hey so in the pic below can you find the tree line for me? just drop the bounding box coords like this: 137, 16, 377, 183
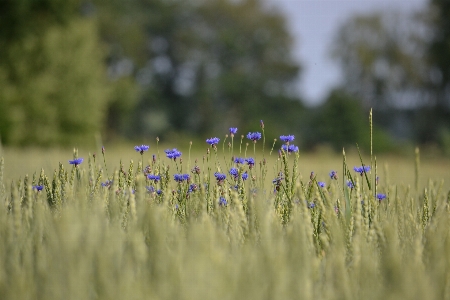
0, 0, 449, 154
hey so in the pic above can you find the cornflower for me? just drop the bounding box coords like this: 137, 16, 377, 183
280, 135, 295, 144
229, 128, 238, 137
246, 132, 261, 142
346, 180, 354, 189
234, 157, 244, 164
214, 172, 226, 182
219, 197, 227, 206
147, 174, 161, 182
229, 167, 239, 179
101, 180, 113, 187
318, 182, 326, 188
174, 174, 190, 182
354, 166, 371, 176
134, 145, 149, 154
376, 193, 386, 201
281, 144, 299, 153
165, 148, 182, 160
206, 137, 220, 146
329, 170, 338, 180
33, 185, 44, 191
245, 157, 255, 168
69, 158, 83, 166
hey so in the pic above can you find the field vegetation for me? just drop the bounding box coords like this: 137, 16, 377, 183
1, 120, 450, 299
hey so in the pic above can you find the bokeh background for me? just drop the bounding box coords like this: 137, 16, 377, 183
1, 0, 449, 155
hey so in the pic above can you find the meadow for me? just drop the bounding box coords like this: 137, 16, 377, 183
0, 123, 450, 300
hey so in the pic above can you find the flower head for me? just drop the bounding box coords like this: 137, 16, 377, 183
247, 132, 262, 142
165, 148, 182, 160
242, 171, 248, 181
245, 157, 255, 167
281, 144, 299, 153
354, 166, 371, 176
229, 128, 238, 137
188, 184, 198, 193
376, 193, 386, 201
101, 180, 113, 187
33, 185, 44, 191
318, 181, 326, 188
280, 135, 295, 143
206, 137, 220, 146
134, 145, 149, 154
147, 174, 161, 182
346, 180, 354, 189
229, 167, 239, 179
174, 173, 190, 182
214, 172, 227, 182
69, 158, 84, 166
234, 157, 244, 164
329, 170, 338, 180
219, 197, 228, 206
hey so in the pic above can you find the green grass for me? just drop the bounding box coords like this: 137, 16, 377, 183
1, 138, 450, 299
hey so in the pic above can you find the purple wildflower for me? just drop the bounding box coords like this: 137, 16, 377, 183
206, 137, 220, 146
318, 181, 326, 188
69, 158, 83, 166
147, 174, 161, 182
165, 148, 182, 160
280, 135, 295, 143
281, 144, 299, 153
33, 185, 44, 191
376, 193, 386, 201
329, 170, 338, 180
247, 132, 262, 142
219, 197, 227, 206
234, 157, 245, 164
174, 174, 190, 182
229, 128, 238, 136
134, 145, 149, 154
354, 166, 371, 176
245, 157, 255, 168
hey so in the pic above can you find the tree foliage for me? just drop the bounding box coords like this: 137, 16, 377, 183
0, 0, 110, 146
95, 0, 303, 138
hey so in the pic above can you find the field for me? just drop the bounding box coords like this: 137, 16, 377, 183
1, 135, 450, 299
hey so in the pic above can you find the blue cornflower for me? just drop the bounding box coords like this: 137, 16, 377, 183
69, 158, 83, 166
354, 166, 371, 176
281, 144, 299, 153
234, 157, 244, 164
308, 202, 315, 209
329, 170, 338, 180
214, 172, 227, 182
245, 157, 255, 167
147, 174, 161, 182
247, 132, 262, 142
280, 135, 295, 143
174, 174, 190, 182
101, 180, 113, 187
219, 197, 227, 206
165, 148, 182, 160
188, 184, 198, 193
376, 193, 386, 201
346, 180, 354, 189
229, 128, 238, 136
242, 171, 248, 181
146, 186, 155, 193
206, 137, 220, 146
229, 167, 239, 179
318, 181, 326, 188
134, 145, 149, 154
33, 185, 44, 191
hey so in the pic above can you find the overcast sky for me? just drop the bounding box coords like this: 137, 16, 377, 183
264, 0, 427, 106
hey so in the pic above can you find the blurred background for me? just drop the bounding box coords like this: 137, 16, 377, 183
1, 0, 449, 155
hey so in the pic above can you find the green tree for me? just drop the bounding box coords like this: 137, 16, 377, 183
94, 0, 302, 138
0, 0, 110, 146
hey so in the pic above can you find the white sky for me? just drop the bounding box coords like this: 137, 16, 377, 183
265, 0, 427, 106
